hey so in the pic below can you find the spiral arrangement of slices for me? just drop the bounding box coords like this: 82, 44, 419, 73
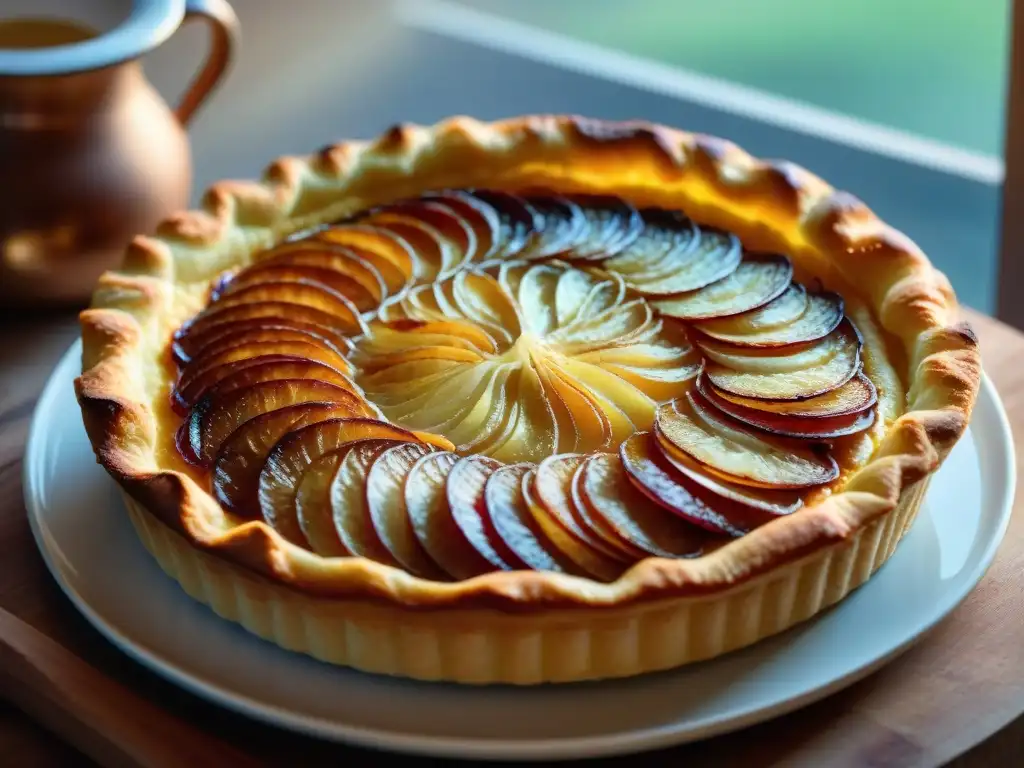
358, 261, 703, 465
170, 189, 878, 581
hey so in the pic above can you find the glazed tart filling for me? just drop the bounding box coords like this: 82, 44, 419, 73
169, 189, 886, 582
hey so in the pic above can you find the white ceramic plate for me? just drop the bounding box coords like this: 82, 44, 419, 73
24, 341, 1015, 761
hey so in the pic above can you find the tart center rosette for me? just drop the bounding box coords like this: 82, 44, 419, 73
355, 261, 702, 464
168, 189, 878, 582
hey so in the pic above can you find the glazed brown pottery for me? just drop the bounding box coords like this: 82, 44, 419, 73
0, 0, 239, 307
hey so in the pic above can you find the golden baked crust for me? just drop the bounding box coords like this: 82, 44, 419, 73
76, 116, 980, 626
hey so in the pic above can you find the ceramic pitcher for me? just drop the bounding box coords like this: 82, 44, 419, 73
0, 0, 238, 307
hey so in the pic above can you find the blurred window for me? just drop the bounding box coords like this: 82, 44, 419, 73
470, 0, 1010, 156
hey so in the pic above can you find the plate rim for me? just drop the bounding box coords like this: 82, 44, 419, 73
22, 340, 1017, 760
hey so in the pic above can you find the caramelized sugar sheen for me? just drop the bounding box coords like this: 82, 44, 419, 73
167, 189, 898, 582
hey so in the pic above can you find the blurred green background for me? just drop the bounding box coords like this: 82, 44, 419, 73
472, 0, 1010, 156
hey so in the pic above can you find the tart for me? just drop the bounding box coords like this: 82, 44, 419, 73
76, 115, 981, 684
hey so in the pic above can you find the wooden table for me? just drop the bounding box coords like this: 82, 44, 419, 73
0, 306, 1020, 767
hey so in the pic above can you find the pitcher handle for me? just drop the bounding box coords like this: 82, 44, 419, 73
175, 0, 240, 126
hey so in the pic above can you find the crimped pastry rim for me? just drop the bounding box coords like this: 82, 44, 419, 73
74, 114, 982, 611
